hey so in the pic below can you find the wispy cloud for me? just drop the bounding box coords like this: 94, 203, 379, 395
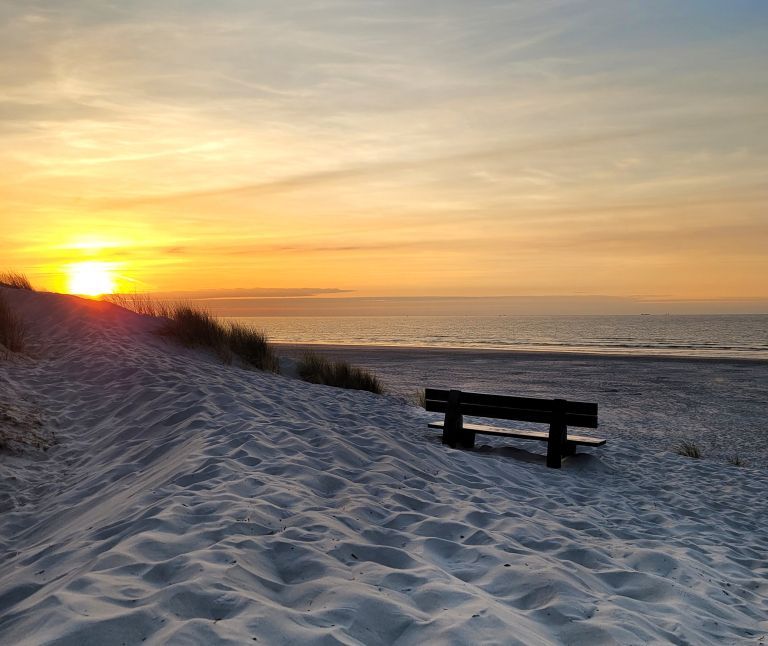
2, 0, 767, 307
154, 287, 353, 299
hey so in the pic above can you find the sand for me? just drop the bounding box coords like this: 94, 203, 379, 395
1, 287, 767, 645
280, 343, 768, 468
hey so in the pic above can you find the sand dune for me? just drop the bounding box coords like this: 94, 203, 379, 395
1, 287, 766, 645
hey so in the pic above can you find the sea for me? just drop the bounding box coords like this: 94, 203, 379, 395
229, 314, 768, 360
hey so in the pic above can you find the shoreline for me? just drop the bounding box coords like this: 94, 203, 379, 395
275, 341, 768, 365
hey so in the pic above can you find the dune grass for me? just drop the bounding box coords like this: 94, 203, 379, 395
226, 324, 280, 372
727, 454, 746, 467
409, 388, 427, 408
160, 304, 280, 372
103, 292, 171, 318
159, 305, 226, 350
0, 293, 25, 355
0, 271, 33, 290
104, 294, 280, 372
297, 351, 384, 394
674, 440, 702, 459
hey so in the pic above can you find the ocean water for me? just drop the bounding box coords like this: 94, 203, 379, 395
229, 314, 768, 360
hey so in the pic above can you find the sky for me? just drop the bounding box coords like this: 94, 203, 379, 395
1, 0, 767, 314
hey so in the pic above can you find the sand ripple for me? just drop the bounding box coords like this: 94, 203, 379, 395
1, 289, 767, 644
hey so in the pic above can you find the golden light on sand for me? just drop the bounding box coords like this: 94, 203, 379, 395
66, 261, 116, 296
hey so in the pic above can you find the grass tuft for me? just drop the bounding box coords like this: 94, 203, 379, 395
0, 293, 25, 354
160, 305, 226, 352
159, 304, 280, 372
408, 388, 427, 408
103, 292, 170, 317
727, 454, 746, 467
0, 271, 33, 290
674, 440, 702, 459
297, 351, 384, 394
227, 324, 281, 373
104, 295, 280, 372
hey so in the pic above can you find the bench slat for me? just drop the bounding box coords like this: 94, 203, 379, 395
424, 399, 598, 428
428, 421, 606, 446
425, 388, 597, 416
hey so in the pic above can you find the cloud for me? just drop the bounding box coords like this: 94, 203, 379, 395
3, 0, 767, 304
91, 122, 719, 206
153, 287, 353, 299
160, 294, 768, 317
151, 239, 431, 257
0, 99, 116, 122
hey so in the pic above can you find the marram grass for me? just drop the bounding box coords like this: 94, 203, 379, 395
674, 440, 702, 459
0, 292, 25, 354
0, 271, 33, 290
297, 351, 384, 394
105, 295, 280, 373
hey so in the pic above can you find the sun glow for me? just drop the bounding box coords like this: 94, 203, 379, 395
67, 261, 117, 296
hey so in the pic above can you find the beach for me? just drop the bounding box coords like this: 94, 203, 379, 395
280, 344, 768, 468
1, 288, 767, 644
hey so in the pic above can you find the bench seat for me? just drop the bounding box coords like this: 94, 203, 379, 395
428, 421, 606, 447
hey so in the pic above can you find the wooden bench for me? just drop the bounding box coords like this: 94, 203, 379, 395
425, 388, 605, 468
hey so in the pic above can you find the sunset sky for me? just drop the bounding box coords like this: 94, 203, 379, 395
1, 1, 767, 313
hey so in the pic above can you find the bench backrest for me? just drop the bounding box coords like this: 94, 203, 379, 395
424, 388, 598, 428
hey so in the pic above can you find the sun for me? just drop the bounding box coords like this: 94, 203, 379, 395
67, 261, 116, 296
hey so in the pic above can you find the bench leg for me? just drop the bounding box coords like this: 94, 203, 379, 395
458, 429, 475, 449
563, 441, 577, 457
546, 399, 567, 468
442, 414, 464, 447
546, 440, 562, 468
442, 423, 456, 446
442, 389, 464, 448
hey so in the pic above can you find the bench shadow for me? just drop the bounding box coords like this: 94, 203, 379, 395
423, 432, 611, 472
473, 442, 545, 465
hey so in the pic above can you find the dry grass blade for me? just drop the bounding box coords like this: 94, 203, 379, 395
0, 292, 25, 354
159, 305, 225, 351
410, 388, 427, 408
102, 293, 171, 318
105, 295, 280, 372
674, 440, 702, 459
297, 351, 384, 394
157, 304, 279, 372
227, 324, 280, 373
0, 271, 33, 290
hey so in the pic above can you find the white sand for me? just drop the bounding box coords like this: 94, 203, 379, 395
279, 344, 768, 467
1, 287, 767, 645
